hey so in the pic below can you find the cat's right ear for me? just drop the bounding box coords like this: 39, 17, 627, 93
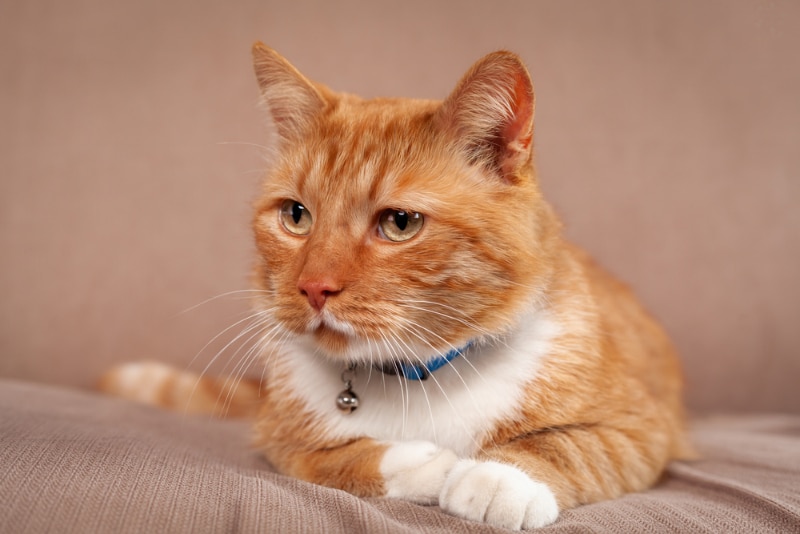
436, 51, 535, 184
252, 43, 326, 141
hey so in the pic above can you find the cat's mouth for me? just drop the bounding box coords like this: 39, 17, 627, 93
308, 311, 359, 356
310, 310, 356, 336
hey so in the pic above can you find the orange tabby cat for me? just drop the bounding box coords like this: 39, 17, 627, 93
100, 43, 690, 529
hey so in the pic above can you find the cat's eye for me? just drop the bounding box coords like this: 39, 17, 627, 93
279, 200, 312, 235
378, 209, 424, 242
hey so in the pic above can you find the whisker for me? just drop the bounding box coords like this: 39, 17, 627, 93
216, 320, 276, 416
176, 289, 271, 316
184, 308, 273, 372
391, 299, 496, 341
392, 298, 525, 379
392, 334, 438, 443
397, 298, 479, 319
388, 332, 438, 444
259, 328, 293, 391
187, 309, 274, 418
380, 332, 409, 438
395, 312, 491, 388
216, 140, 272, 152
391, 323, 486, 454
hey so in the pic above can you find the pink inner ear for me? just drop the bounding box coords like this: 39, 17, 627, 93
432, 51, 537, 181
500, 73, 535, 175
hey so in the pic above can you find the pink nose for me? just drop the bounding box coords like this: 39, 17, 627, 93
298, 279, 342, 311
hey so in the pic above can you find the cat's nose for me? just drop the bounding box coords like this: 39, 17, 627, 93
298, 279, 342, 311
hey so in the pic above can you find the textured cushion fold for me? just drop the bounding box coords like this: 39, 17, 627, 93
1, 379, 798, 533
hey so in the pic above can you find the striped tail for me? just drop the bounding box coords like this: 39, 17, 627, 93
97, 361, 262, 418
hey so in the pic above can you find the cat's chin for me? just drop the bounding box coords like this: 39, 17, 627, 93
312, 325, 353, 358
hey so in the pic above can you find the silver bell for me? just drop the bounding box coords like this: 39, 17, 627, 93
336, 388, 359, 413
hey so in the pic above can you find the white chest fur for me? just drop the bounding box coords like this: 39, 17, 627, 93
275, 308, 559, 458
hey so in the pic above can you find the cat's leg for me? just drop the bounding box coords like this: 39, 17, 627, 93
263, 436, 458, 504
440, 421, 672, 530
379, 441, 459, 504
285, 435, 561, 530
271, 433, 561, 529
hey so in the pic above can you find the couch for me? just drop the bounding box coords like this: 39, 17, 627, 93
2, 380, 799, 532
2, 1, 798, 532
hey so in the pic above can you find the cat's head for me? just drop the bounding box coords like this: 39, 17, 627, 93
250, 43, 559, 365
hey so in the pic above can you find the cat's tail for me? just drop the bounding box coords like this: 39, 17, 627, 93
97, 361, 262, 418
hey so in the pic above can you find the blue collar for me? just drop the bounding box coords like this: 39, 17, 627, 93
374, 342, 473, 381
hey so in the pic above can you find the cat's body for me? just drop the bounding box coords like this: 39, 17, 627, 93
100, 44, 690, 529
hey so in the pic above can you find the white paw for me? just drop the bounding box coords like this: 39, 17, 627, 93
380, 441, 458, 505
440, 460, 559, 530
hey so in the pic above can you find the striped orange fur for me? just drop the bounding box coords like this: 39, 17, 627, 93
98, 361, 261, 418
101, 43, 690, 529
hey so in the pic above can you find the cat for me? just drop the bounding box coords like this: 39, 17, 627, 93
99, 43, 691, 530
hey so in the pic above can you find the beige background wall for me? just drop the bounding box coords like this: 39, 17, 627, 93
1, 0, 798, 413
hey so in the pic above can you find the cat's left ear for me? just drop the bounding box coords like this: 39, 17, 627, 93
252, 42, 327, 142
437, 51, 535, 183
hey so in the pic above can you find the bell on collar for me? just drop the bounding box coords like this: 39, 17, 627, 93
336, 386, 359, 413
336, 364, 359, 413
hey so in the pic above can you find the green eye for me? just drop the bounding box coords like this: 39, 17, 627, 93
378, 209, 424, 242
279, 200, 312, 235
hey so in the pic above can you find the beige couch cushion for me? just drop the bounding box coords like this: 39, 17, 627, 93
2, 379, 798, 532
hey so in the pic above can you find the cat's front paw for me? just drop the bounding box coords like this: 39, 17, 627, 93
380, 441, 458, 505
440, 459, 559, 530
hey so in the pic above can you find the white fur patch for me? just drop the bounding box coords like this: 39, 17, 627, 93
379, 441, 458, 504
276, 306, 560, 458
440, 459, 559, 530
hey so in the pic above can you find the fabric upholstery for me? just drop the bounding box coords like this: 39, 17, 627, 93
2, 379, 798, 533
